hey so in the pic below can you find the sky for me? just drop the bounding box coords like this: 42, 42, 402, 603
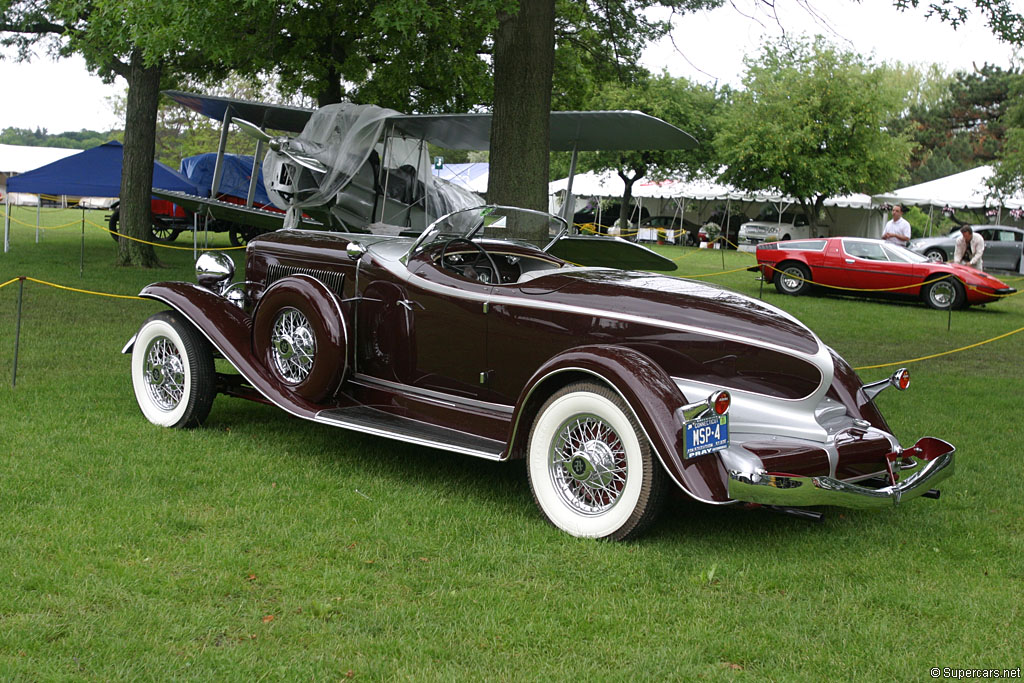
0, 0, 1019, 135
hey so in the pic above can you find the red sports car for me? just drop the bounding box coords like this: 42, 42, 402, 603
756, 237, 1017, 309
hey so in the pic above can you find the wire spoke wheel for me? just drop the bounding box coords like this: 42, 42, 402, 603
270, 307, 317, 383
143, 337, 186, 410
550, 414, 628, 515
527, 382, 666, 540
131, 311, 216, 428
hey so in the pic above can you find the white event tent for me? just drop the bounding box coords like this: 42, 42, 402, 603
873, 165, 1024, 231
549, 169, 883, 240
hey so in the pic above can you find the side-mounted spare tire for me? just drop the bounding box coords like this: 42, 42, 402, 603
252, 274, 348, 402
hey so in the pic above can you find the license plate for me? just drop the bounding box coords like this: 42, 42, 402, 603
685, 414, 729, 458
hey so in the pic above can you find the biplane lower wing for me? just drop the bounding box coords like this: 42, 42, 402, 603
151, 189, 323, 230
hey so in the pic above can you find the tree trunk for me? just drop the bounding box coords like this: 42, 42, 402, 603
617, 167, 645, 230
487, 0, 555, 241
117, 49, 161, 267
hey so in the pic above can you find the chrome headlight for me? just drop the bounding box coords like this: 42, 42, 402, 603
196, 252, 235, 293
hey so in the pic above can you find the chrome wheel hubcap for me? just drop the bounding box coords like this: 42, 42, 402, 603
782, 269, 802, 291
144, 336, 185, 410
271, 308, 315, 383
931, 282, 955, 307
550, 415, 627, 515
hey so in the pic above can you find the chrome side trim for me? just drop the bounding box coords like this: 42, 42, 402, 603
312, 410, 503, 461
351, 372, 515, 414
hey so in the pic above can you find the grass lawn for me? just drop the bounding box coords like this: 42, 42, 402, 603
1, 207, 1022, 679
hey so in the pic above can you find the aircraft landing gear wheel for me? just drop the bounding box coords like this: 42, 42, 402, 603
527, 381, 666, 540
131, 310, 216, 428
229, 225, 260, 247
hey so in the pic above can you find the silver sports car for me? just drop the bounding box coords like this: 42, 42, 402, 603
908, 225, 1024, 271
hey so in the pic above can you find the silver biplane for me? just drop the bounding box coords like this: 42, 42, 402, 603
157, 90, 697, 270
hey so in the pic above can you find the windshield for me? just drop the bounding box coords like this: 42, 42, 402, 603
406, 205, 568, 260
882, 243, 930, 263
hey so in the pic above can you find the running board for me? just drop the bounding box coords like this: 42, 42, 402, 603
315, 405, 505, 460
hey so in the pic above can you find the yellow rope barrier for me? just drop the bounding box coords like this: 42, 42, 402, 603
85, 219, 247, 250
0, 277, 21, 290
5, 214, 82, 229
761, 262, 1022, 297
761, 263, 961, 293
23, 277, 144, 300
683, 266, 754, 278
854, 326, 1024, 370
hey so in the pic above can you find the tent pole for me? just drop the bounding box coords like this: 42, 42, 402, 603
36, 201, 41, 243
193, 213, 198, 261
80, 208, 85, 277
680, 197, 687, 245
3, 192, 10, 253
560, 143, 579, 230
725, 198, 732, 248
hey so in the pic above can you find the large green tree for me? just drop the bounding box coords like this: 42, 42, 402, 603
714, 38, 914, 232
892, 63, 1020, 184
1, 0, 272, 266
571, 73, 721, 227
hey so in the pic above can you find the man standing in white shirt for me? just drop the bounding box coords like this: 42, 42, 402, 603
882, 205, 912, 245
953, 225, 985, 271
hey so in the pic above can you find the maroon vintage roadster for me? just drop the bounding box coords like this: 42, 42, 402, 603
124, 205, 954, 539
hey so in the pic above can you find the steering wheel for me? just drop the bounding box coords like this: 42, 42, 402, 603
439, 238, 501, 284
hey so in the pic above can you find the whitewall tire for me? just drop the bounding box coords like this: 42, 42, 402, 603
131, 310, 216, 428
527, 382, 665, 540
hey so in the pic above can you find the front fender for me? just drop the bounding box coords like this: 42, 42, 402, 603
508, 344, 731, 504
131, 282, 328, 420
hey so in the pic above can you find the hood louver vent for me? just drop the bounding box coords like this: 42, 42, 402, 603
266, 264, 346, 299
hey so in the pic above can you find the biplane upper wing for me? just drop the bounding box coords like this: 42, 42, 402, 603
163, 90, 314, 133
163, 90, 697, 151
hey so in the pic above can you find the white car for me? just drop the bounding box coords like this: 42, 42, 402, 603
738, 212, 820, 247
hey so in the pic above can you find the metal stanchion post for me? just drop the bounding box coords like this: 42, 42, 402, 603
947, 305, 952, 332
13, 277, 24, 388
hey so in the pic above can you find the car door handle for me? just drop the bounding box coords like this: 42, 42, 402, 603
845, 259, 855, 264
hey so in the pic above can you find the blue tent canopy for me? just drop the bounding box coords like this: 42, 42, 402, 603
7, 140, 196, 197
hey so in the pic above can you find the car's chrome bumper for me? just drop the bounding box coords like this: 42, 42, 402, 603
727, 437, 955, 509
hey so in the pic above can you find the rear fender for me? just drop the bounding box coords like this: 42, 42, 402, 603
131, 282, 328, 420
507, 344, 731, 504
